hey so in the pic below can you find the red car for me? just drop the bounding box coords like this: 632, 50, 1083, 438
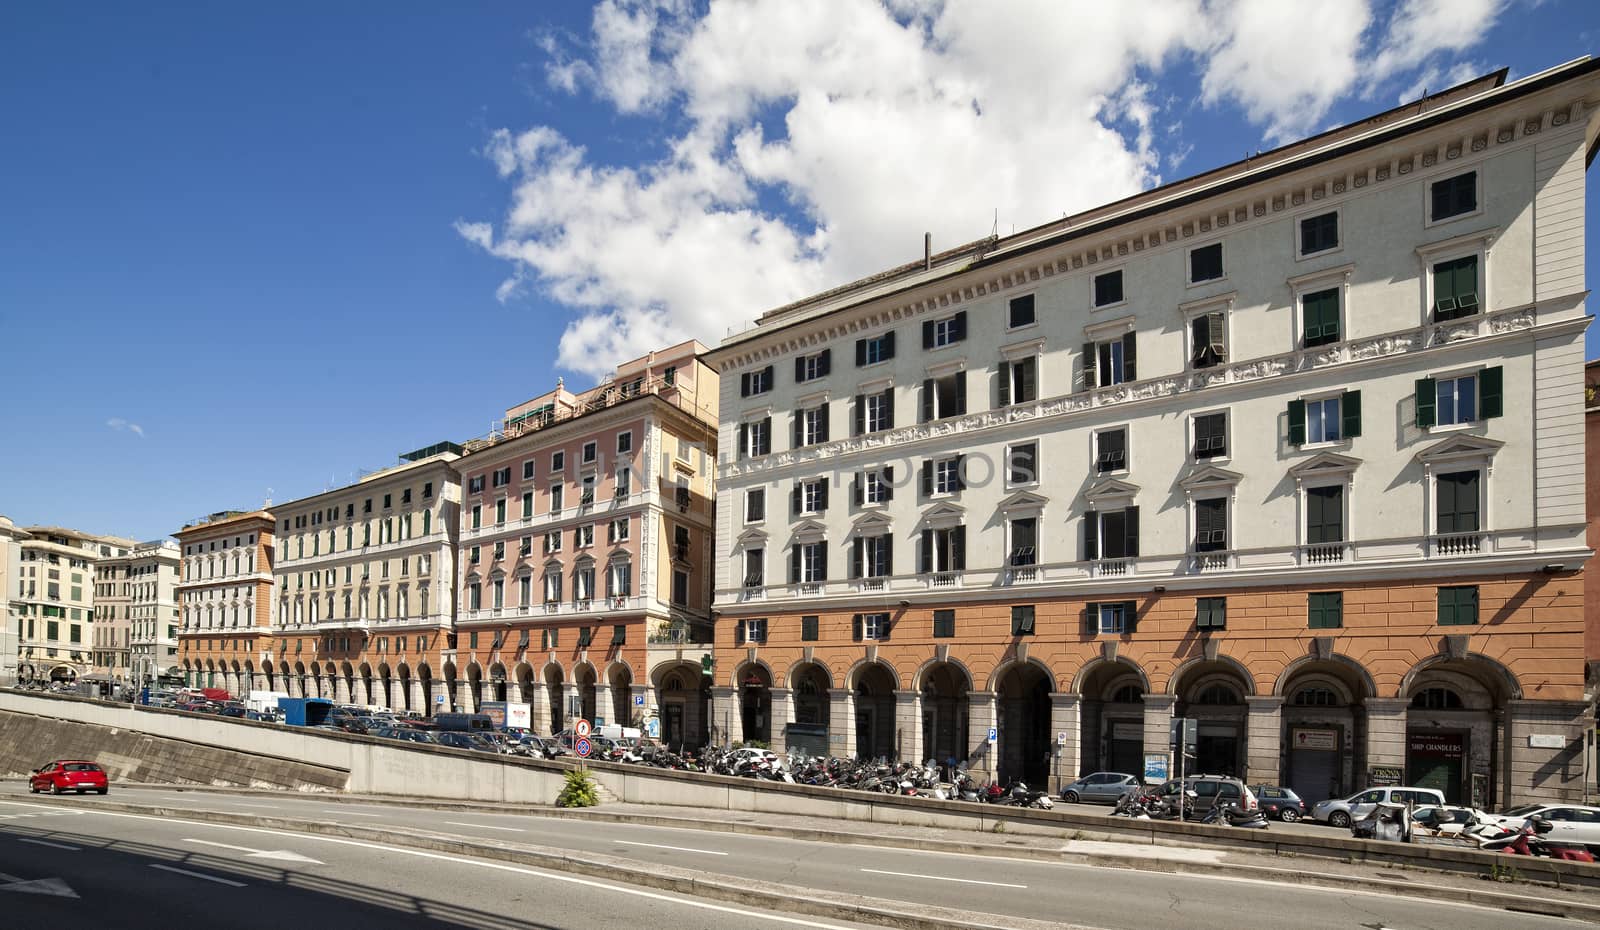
29, 760, 109, 795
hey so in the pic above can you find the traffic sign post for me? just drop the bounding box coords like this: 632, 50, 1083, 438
574, 718, 592, 739
575, 737, 592, 758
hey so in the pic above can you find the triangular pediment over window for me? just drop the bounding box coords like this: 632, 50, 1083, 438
1178, 465, 1243, 492
1083, 477, 1139, 505
735, 527, 768, 547
998, 490, 1049, 514
850, 511, 894, 536
918, 502, 966, 529
791, 518, 828, 541
1288, 451, 1362, 479
1415, 434, 1503, 465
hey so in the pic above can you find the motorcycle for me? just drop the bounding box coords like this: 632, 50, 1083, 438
1200, 801, 1269, 829
1479, 817, 1595, 861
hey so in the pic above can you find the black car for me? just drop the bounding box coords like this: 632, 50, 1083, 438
1249, 784, 1307, 822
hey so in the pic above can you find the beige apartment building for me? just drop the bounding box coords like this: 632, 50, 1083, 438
0, 516, 23, 686
125, 540, 181, 687
175, 510, 277, 693
93, 556, 131, 680
14, 525, 133, 684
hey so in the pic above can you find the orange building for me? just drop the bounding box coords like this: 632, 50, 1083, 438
175, 510, 277, 693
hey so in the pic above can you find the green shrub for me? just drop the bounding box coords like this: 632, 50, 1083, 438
556, 768, 600, 808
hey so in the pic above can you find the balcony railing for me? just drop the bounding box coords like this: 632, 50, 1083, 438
1299, 542, 1348, 564
1431, 531, 1483, 557
647, 624, 712, 646
462, 596, 648, 622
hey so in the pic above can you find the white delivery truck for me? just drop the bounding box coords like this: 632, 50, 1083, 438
247, 690, 289, 715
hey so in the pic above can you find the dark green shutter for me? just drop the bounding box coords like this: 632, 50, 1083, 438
853, 395, 865, 435
849, 538, 862, 579
1019, 359, 1036, 401
997, 361, 1011, 407
1123, 601, 1139, 634
922, 320, 935, 349
919, 530, 932, 574
1342, 390, 1362, 438
1082, 342, 1096, 389
1084, 602, 1100, 636
855, 339, 867, 366
852, 614, 863, 641
1125, 506, 1140, 557
921, 460, 933, 497
1084, 510, 1099, 560
955, 370, 967, 414
1122, 332, 1137, 381
953, 525, 966, 570
1480, 366, 1502, 419
1415, 378, 1437, 428
920, 380, 934, 422
1288, 399, 1306, 446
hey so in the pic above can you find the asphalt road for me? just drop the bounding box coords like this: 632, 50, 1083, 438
0, 783, 1574, 930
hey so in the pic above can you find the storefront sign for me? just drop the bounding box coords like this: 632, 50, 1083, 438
1407, 733, 1464, 756
1112, 721, 1142, 741
1291, 728, 1338, 752
1527, 733, 1566, 749
1144, 754, 1168, 782
1367, 765, 1403, 787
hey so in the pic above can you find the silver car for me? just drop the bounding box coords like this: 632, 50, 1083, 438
1060, 772, 1142, 804
1310, 786, 1446, 827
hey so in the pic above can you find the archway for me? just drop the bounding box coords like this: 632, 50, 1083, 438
852, 662, 897, 760
917, 660, 970, 767
466, 663, 484, 712
340, 662, 356, 704
242, 661, 255, 695
357, 663, 374, 706
996, 662, 1052, 786
544, 664, 566, 734
652, 661, 707, 750
737, 662, 772, 745
376, 663, 392, 710
489, 662, 508, 703
1172, 659, 1254, 778
442, 661, 458, 712
514, 662, 534, 709
788, 661, 833, 758
1277, 656, 1374, 802
608, 663, 634, 727
418, 663, 434, 713
573, 663, 598, 723
1401, 654, 1518, 806
1076, 659, 1148, 776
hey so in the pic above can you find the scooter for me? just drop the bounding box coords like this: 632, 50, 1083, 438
1200, 801, 1269, 829
1479, 817, 1596, 861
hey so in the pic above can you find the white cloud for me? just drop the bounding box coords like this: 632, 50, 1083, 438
460, 0, 1508, 378
1369, 0, 1509, 87
106, 418, 145, 438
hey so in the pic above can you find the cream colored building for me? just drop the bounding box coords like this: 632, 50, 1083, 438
14, 525, 133, 684
125, 540, 181, 687
93, 555, 132, 680
0, 516, 23, 686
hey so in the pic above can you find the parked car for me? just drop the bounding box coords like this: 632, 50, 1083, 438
244, 709, 281, 723
1060, 772, 1143, 804
1249, 784, 1308, 822
1410, 805, 1491, 838
1156, 775, 1258, 813
435, 732, 499, 753
1479, 803, 1600, 848
217, 705, 248, 719
370, 726, 437, 744
29, 760, 108, 795
1309, 786, 1446, 828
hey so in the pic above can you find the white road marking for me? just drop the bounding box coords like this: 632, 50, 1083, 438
149, 864, 246, 887
17, 838, 80, 851
327, 810, 383, 817
228, 802, 279, 809
0, 876, 79, 897
615, 840, 728, 856
442, 821, 522, 832
180, 838, 323, 864
859, 867, 1026, 889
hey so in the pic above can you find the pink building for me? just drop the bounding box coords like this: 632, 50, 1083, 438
451, 341, 720, 746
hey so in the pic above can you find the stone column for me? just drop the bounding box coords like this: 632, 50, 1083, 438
1246, 696, 1285, 786
407, 678, 424, 713
455, 679, 471, 713
632, 684, 653, 735
1143, 694, 1176, 780
1365, 698, 1408, 780
335, 677, 351, 705
1506, 699, 1591, 807
594, 684, 614, 727
829, 690, 855, 759
967, 691, 998, 780
1050, 693, 1082, 793
530, 682, 553, 735
768, 687, 793, 755
562, 683, 580, 729
893, 690, 923, 764
710, 686, 738, 747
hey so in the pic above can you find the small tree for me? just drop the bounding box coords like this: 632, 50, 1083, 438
556, 767, 599, 808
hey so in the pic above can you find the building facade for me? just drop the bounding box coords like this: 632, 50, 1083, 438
0, 516, 22, 687
261, 446, 461, 711
13, 526, 133, 685
126, 540, 181, 688
92, 555, 132, 680
448, 341, 719, 746
707, 61, 1599, 806
175, 511, 277, 694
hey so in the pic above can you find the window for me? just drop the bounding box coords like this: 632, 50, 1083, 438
801, 615, 819, 641
918, 526, 965, 574
521, 491, 534, 519
855, 390, 893, 435
1190, 311, 1225, 369
997, 357, 1037, 406
743, 549, 764, 587
523, 460, 535, 481
1437, 585, 1479, 626
614, 466, 631, 498
1085, 332, 1136, 387
924, 311, 967, 349
574, 565, 595, 601
495, 499, 507, 524
739, 418, 772, 459
468, 476, 485, 494
607, 562, 632, 598
856, 612, 889, 641
543, 571, 562, 603
616, 431, 632, 454
745, 488, 766, 523
794, 403, 830, 447
1008, 294, 1036, 328
1194, 497, 1227, 551
1417, 367, 1501, 428
741, 618, 768, 644
468, 583, 482, 610
470, 505, 481, 529
795, 349, 831, 383
1289, 391, 1360, 445
581, 441, 597, 465
1308, 592, 1343, 629
549, 484, 564, 513
607, 518, 629, 544
792, 542, 827, 584
520, 535, 533, 557
791, 478, 829, 516
672, 569, 690, 604
575, 524, 594, 548
1007, 443, 1037, 485
1085, 506, 1139, 560
544, 530, 563, 554
492, 467, 511, 488
469, 545, 481, 565
1087, 601, 1135, 635
1302, 288, 1341, 347
1094, 428, 1127, 473
1300, 211, 1339, 255
929, 456, 963, 495
855, 332, 896, 366
740, 365, 775, 397
1305, 485, 1344, 544
493, 541, 506, 562
1435, 470, 1481, 536
919, 372, 966, 421
423, 482, 434, 499
1010, 605, 1036, 636
932, 609, 955, 638
1430, 171, 1477, 222
579, 474, 596, 507
850, 534, 892, 579
1431, 255, 1480, 321
1009, 518, 1037, 566
551, 451, 565, 472
1196, 597, 1226, 631
1189, 243, 1223, 283
576, 626, 593, 648
1093, 269, 1123, 307
1193, 412, 1227, 460
855, 466, 893, 505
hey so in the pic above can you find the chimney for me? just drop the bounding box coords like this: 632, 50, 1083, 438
924, 232, 932, 271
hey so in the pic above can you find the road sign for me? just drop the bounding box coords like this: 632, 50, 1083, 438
574, 718, 592, 739
986, 726, 997, 744
575, 737, 592, 758
634, 694, 644, 706
646, 718, 660, 738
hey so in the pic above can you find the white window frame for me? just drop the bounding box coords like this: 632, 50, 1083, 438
550, 451, 565, 472
861, 612, 889, 640
743, 416, 770, 458
1297, 477, 1353, 550
744, 617, 767, 642
1179, 293, 1233, 373
931, 315, 961, 349
802, 406, 825, 446
801, 480, 823, 515
1187, 492, 1232, 553
581, 441, 598, 465
611, 518, 631, 542
743, 547, 765, 587
1423, 165, 1483, 229
1092, 425, 1130, 475
1186, 239, 1227, 288
861, 334, 892, 366
859, 534, 891, 578
1190, 408, 1230, 462
1007, 292, 1038, 331
1416, 228, 1495, 328
1091, 265, 1126, 311
928, 526, 961, 573
522, 460, 535, 481
799, 542, 826, 584
1007, 516, 1040, 566
744, 488, 765, 524
1288, 263, 1354, 351
934, 457, 961, 495
925, 363, 965, 420
799, 352, 826, 382
577, 525, 594, 548
864, 390, 890, 433
1432, 367, 1482, 430
617, 431, 632, 454
1294, 205, 1344, 261
1303, 392, 1344, 446
863, 470, 889, 505
1097, 602, 1128, 635
607, 561, 632, 598
545, 530, 563, 554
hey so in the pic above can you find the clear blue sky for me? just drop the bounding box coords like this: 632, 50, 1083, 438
2, 1, 1597, 542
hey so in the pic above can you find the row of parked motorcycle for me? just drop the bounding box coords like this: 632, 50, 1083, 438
1393, 804, 1595, 861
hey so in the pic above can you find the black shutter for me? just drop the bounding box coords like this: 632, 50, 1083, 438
955, 371, 967, 414
794, 410, 806, 448
740, 372, 751, 397
737, 423, 749, 459
919, 530, 932, 574
882, 466, 894, 501
791, 483, 802, 516
953, 311, 967, 341
882, 331, 895, 360
1019, 359, 1036, 402
1084, 602, 1100, 636
920, 380, 934, 422
815, 545, 827, 581
883, 536, 893, 575
1122, 331, 1137, 382
790, 546, 801, 583
1084, 510, 1099, 560
1342, 390, 1362, 439
818, 349, 830, 376
921, 460, 933, 497
1125, 506, 1140, 557
1287, 399, 1306, 446
1415, 378, 1436, 428
734, 620, 745, 645
816, 481, 829, 513
954, 454, 966, 491
849, 538, 862, 579
817, 403, 829, 443
1083, 342, 1097, 390
882, 391, 895, 429
879, 613, 891, 641
1480, 366, 1503, 419
953, 525, 966, 570
851, 475, 862, 507
855, 339, 867, 367
795, 357, 807, 382
922, 319, 935, 349
998, 361, 1012, 407
852, 614, 863, 641
853, 395, 865, 436
1124, 601, 1140, 634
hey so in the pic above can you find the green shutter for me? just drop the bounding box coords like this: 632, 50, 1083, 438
1342, 390, 1362, 438
1415, 377, 1436, 428
1479, 366, 1502, 419
1084, 602, 1100, 636
1288, 399, 1306, 446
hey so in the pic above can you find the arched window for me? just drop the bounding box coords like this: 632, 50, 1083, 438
1411, 687, 1463, 710
1195, 684, 1240, 705
797, 679, 819, 697
1294, 687, 1340, 706
1110, 685, 1143, 704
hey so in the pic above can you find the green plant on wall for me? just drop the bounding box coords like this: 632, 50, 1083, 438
556, 767, 599, 808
